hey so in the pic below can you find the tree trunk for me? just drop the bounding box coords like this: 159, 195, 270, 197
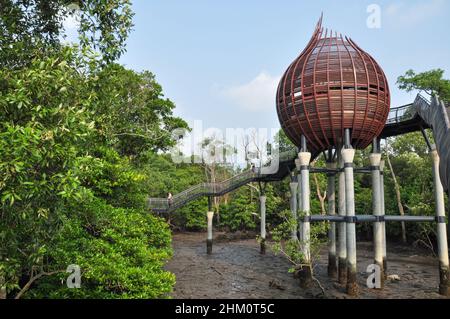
312, 162, 327, 215
386, 148, 407, 243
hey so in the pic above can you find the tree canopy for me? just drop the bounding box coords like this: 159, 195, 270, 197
397, 69, 450, 102
0, 0, 133, 67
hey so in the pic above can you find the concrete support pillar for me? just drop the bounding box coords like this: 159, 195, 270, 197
290, 182, 299, 241
326, 160, 337, 278
370, 152, 384, 288
260, 195, 267, 254
431, 148, 450, 296
206, 211, 214, 254
296, 159, 303, 243
337, 150, 347, 285
298, 151, 312, 288
0, 276, 5, 299
380, 159, 387, 278
342, 147, 358, 296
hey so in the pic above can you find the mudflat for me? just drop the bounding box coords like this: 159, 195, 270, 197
165, 232, 449, 299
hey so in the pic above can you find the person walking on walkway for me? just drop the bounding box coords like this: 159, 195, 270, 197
167, 192, 173, 208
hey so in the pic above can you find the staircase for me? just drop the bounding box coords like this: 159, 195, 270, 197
148, 147, 299, 212
415, 94, 450, 192
382, 93, 450, 191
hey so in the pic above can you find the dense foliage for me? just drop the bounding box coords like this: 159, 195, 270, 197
0, 0, 134, 66
0, 1, 185, 299
0, 45, 184, 298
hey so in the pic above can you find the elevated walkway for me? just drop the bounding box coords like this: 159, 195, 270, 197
148, 147, 302, 212
148, 93, 450, 212
381, 94, 450, 191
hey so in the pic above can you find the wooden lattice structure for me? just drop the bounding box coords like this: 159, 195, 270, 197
276, 16, 390, 153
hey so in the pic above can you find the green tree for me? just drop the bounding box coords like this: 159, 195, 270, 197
93, 64, 189, 156
220, 187, 257, 232
274, 129, 296, 152
397, 69, 450, 102
0, 0, 134, 67
0, 48, 95, 297
0, 45, 181, 298
29, 198, 175, 299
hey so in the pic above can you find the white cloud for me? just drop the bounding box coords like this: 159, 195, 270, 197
385, 0, 445, 26
220, 71, 281, 112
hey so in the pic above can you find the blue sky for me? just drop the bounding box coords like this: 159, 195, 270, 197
66, 0, 450, 135
115, 0, 450, 134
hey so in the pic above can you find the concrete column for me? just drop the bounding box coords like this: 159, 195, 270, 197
0, 276, 5, 299
342, 147, 358, 296
326, 160, 337, 278
380, 159, 387, 278
298, 151, 312, 288
260, 195, 267, 254
370, 152, 384, 288
337, 150, 347, 285
290, 182, 299, 241
296, 158, 303, 243
431, 148, 450, 296
206, 211, 214, 254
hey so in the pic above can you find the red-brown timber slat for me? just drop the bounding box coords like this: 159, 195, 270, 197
276, 17, 390, 152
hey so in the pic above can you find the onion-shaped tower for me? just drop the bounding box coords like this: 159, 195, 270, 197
276, 16, 390, 153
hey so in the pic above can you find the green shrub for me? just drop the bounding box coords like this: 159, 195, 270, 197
29, 198, 175, 299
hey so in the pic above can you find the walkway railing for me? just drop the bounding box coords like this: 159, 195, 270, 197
148, 147, 298, 212
385, 93, 431, 125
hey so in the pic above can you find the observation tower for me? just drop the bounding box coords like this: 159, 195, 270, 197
276, 15, 390, 153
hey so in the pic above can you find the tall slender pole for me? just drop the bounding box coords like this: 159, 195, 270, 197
290, 182, 299, 241
296, 159, 303, 242
206, 211, 214, 254
298, 149, 312, 288
430, 147, 450, 296
260, 195, 267, 254
380, 159, 387, 278
327, 157, 337, 278
0, 276, 5, 299
337, 146, 347, 285
370, 142, 384, 288
206, 196, 213, 254
342, 130, 358, 296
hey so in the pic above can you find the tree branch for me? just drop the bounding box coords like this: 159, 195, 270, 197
385, 140, 407, 243
15, 270, 64, 299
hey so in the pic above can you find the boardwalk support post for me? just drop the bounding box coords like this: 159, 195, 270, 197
326, 154, 337, 278
343, 129, 358, 296
337, 145, 347, 285
430, 146, 450, 296
260, 195, 267, 254
380, 159, 387, 278
296, 158, 303, 243
206, 211, 214, 255
298, 141, 313, 288
370, 138, 384, 289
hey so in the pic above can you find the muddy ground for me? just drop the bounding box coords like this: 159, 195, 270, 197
165, 231, 449, 299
